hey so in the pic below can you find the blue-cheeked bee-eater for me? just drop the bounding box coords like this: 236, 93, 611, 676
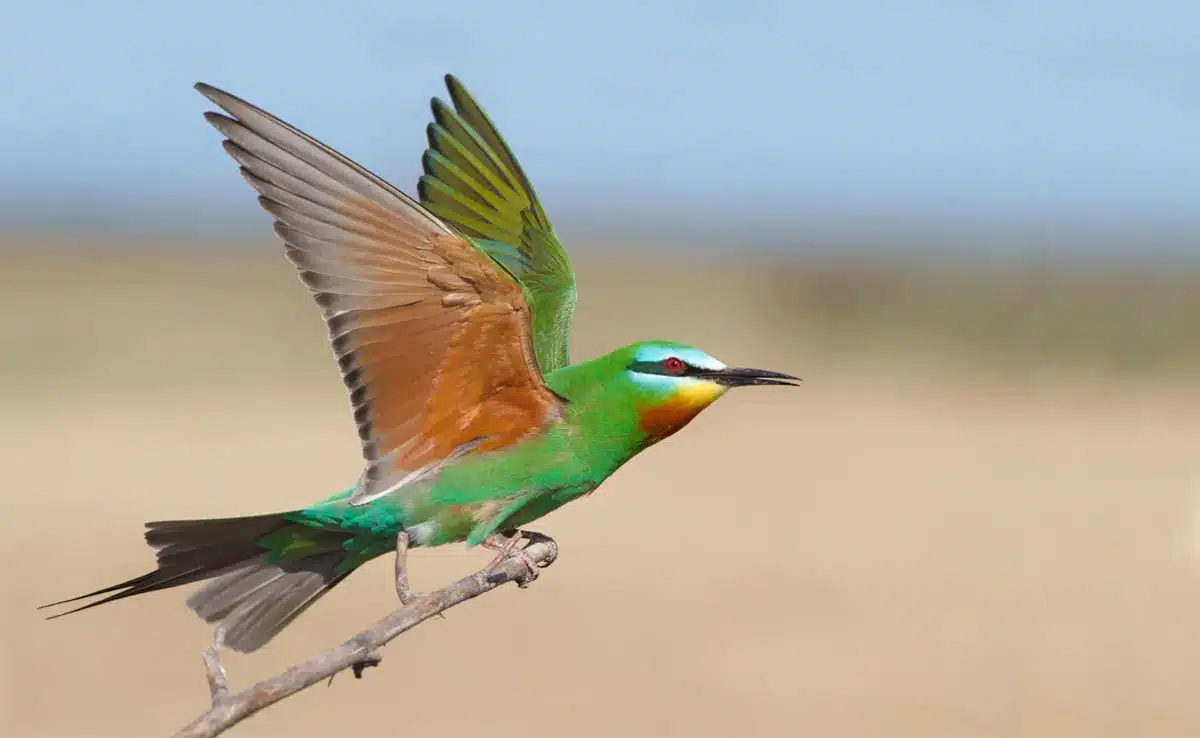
42, 75, 800, 652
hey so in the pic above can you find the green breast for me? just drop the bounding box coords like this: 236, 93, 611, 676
291, 355, 646, 549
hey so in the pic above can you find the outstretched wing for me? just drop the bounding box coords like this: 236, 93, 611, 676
195, 83, 565, 506
418, 74, 576, 373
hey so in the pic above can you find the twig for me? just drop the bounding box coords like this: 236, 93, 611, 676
173, 535, 558, 738
200, 627, 229, 702
394, 531, 413, 605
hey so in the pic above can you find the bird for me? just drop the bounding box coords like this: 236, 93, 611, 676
41, 75, 800, 653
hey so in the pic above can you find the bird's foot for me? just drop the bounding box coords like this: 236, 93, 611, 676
482, 529, 556, 588
482, 529, 523, 568
520, 530, 559, 569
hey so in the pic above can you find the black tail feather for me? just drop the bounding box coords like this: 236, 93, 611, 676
41, 511, 355, 652
40, 513, 289, 619
39, 570, 166, 613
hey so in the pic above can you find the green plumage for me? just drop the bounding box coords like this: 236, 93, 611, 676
418, 74, 576, 372
44, 345, 677, 652
42, 77, 798, 655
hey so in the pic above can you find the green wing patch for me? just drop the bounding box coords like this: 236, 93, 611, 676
418, 74, 577, 372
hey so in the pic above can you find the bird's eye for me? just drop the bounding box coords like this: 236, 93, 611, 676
663, 357, 685, 375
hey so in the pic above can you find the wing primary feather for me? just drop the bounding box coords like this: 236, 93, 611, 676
429, 103, 519, 195
425, 122, 519, 207
421, 150, 510, 211
419, 75, 578, 373
196, 80, 563, 505
418, 175, 512, 231
443, 74, 551, 229
195, 83, 452, 235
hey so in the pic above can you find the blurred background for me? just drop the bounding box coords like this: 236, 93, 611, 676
4, 2, 1200, 736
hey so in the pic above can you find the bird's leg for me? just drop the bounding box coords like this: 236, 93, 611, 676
481, 529, 557, 587
330, 532, 414, 689
393, 530, 449, 621
481, 529, 536, 586
481, 528, 523, 568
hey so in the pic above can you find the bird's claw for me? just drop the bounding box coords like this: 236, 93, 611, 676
482, 529, 556, 586
511, 548, 541, 588
520, 530, 559, 569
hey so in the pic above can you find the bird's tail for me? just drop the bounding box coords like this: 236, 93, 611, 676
40, 512, 368, 653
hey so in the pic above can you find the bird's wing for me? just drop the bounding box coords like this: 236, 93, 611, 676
418, 74, 577, 373
196, 83, 565, 506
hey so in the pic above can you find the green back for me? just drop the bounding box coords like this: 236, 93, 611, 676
418, 74, 577, 372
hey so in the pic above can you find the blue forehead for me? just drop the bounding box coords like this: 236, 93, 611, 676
632, 343, 726, 370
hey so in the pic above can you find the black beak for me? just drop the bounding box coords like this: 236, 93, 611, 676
698, 367, 803, 388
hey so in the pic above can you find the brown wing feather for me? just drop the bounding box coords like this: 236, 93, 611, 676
194, 83, 563, 504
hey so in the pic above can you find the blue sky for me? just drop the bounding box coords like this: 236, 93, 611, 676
3, 0, 1200, 244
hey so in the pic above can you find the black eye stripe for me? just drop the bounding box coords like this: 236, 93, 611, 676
629, 359, 698, 376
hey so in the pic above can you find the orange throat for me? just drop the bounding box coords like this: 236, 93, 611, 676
636, 382, 725, 443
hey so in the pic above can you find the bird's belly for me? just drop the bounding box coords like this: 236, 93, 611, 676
497, 482, 596, 532
402, 481, 595, 547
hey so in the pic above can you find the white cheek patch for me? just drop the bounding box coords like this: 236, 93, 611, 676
634, 345, 726, 371
629, 373, 708, 391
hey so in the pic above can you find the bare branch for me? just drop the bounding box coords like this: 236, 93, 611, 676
200, 627, 229, 702
172, 535, 558, 738
394, 531, 413, 606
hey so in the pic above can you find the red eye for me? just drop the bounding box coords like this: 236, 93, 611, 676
663, 357, 685, 375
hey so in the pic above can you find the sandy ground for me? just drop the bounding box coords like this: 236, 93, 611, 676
4, 246, 1200, 736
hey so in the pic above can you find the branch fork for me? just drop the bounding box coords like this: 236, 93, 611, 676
176, 530, 558, 738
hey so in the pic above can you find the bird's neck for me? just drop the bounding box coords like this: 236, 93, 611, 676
547, 365, 718, 471
544, 366, 647, 470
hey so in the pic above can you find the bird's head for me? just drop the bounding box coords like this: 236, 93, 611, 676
620, 340, 800, 443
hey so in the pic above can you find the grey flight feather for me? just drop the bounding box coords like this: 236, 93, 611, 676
193, 83, 453, 236
41, 514, 351, 653
188, 552, 349, 654
193, 81, 466, 505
